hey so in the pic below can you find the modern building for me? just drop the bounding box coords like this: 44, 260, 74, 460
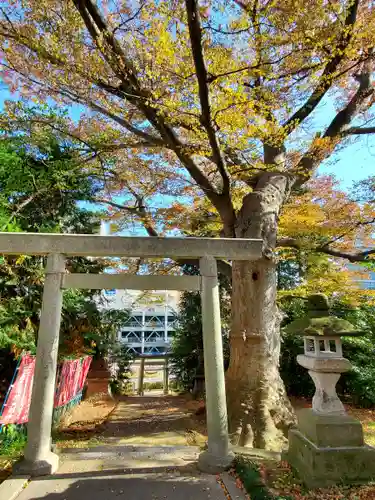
97, 221, 180, 356
101, 288, 180, 356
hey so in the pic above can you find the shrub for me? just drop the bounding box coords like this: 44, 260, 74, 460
0, 425, 27, 457
143, 381, 163, 390
170, 267, 231, 394
280, 331, 314, 399
110, 379, 134, 395
235, 457, 291, 500
109, 345, 134, 395
169, 379, 184, 392
339, 335, 375, 407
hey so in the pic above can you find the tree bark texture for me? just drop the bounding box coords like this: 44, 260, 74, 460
226, 173, 296, 450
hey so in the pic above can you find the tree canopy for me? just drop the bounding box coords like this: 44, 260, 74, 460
0, 1, 373, 263
0, 0, 374, 448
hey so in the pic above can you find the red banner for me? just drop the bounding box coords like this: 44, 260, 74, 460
54, 358, 83, 407
0, 354, 35, 425
78, 356, 92, 392
0, 355, 92, 424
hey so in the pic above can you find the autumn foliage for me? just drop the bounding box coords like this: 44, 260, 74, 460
0, 0, 374, 448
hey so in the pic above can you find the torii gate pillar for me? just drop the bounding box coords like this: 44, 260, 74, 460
14, 254, 65, 476
197, 256, 234, 473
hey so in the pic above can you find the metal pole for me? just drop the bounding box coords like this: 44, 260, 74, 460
141, 310, 145, 354
163, 358, 169, 395
137, 357, 145, 396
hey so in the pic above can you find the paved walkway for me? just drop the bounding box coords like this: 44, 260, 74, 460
101, 395, 206, 446
15, 445, 228, 500
9, 396, 243, 499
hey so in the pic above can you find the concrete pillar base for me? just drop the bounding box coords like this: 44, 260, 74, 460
288, 429, 375, 488
13, 452, 59, 477
197, 450, 235, 474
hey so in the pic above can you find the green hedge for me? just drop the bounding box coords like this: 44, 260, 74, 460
143, 381, 163, 390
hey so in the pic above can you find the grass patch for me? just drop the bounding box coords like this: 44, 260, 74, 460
53, 435, 107, 449
52, 424, 107, 449
143, 381, 163, 390
363, 422, 375, 446
0, 435, 26, 457
235, 456, 375, 499
0, 425, 27, 483
235, 457, 294, 500
0, 425, 27, 459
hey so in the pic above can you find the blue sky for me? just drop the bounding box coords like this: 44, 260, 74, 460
320, 139, 374, 189
305, 96, 375, 189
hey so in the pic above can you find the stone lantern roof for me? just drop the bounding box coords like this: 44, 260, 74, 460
286, 293, 362, 337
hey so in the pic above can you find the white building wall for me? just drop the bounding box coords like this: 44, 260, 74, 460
101, 289, 180, 356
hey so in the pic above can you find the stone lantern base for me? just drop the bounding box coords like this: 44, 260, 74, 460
288, 409, 375, 488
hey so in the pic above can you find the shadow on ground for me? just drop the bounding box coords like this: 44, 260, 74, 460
15, 464, 225, 500
100, 395, 206, 446
18, 477, 219, 500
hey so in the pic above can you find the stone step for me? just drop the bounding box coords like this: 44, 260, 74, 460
60, 444, 200, 458
57, 444, 201, 473
231, 445, 281, 462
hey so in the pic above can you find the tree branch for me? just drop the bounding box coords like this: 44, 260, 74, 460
282, 0, 359, 134
96, 199, 233, 277
324, 73, 374, 138
185, 0, 231, 197
1, 190, 48, 230
322, 217, 375, 248
293, 61, 374, 186
5, 58, 164, 146
96, 198, 158, 237
344, 126, 375, 135
277, 238, 375, 263
73, 0, 236, 234
176, 257, 233, 278
1, 24, 163, 147
74, 0, 140, 89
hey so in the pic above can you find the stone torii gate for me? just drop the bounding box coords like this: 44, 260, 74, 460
0, 233, 262, 476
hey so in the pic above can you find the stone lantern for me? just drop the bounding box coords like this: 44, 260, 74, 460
287, 294, 375, 488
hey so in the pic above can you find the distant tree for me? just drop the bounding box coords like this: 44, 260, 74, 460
170, 264, 230, 397
0, 118, 125, 358
170, 291, 205, 396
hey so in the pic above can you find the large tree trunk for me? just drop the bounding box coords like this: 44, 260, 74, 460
226, 173, 296, 450
226, 259, 295, 449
